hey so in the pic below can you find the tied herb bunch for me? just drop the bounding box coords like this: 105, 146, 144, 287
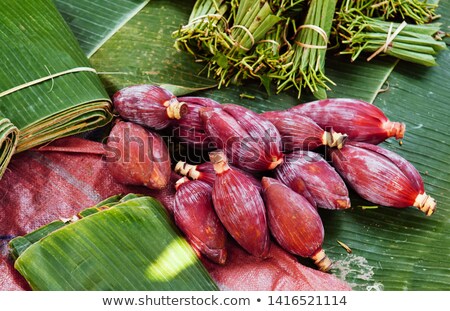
173, 0, 446, 98
273, 0, 337, 99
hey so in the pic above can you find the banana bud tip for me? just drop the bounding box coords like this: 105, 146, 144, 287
336, 198, 351, 209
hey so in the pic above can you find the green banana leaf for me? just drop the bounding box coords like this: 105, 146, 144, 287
0, 0, 113, 161
18, 0, 450, 290
54, 0, 151, 57
9, 195, 218, 291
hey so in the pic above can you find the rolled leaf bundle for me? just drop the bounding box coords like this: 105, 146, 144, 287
173, 96, 222, 148
175, 160, 262, 191
261, 110, 347, 151
0, 0, 113, 170
200, 105, 283, 172
210, 151, 270, 258
0, 117, 18, 179
275, 150, 350, 210
262, 177, 332, 272
289, 98, 405, 144
9, 195, 218, 291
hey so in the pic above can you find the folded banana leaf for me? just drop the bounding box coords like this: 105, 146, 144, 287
0, 0, 113, 176
0, 117, 18, 178
9, 194, 218, 291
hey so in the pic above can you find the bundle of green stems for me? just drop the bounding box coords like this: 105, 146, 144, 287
273, 0, 337, 99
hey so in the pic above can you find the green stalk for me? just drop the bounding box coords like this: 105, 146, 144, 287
228, 1, 280, 55
351, 34, 446, 51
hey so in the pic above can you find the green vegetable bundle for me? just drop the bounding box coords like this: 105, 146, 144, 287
174, 0, 287, 88
174, 0, 318, 96
275, 0, 337, 98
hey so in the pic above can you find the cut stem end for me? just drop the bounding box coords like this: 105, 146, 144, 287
166, 101, 189, 120
174, 161, 196, 176
209, 150, 230, 174
175, 177, 190, 190
268, 156, 284, 170
311, 249, 332, 272
383, 121, 406, 140
336, 198, 351, 209
322, 130, 348, 149
414, 192, 437, 216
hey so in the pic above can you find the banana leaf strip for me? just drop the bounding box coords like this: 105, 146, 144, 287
0, 0, 113, 167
